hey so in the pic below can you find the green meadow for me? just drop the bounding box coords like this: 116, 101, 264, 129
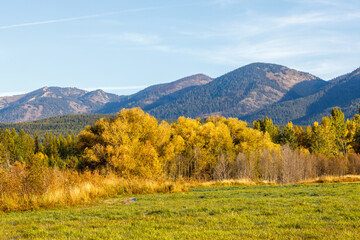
1, 182, 359, 239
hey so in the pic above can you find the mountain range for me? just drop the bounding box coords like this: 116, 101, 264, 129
0, 87, 122, 122
0, 62, 359, 125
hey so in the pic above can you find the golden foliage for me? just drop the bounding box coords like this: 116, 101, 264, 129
77, 110, 280, 181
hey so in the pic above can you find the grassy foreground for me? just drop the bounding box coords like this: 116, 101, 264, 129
1, 182, 359, 239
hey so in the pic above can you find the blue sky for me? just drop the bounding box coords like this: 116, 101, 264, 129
0, 0, 359, 96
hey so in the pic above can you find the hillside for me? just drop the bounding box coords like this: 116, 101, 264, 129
143, 63, 325, 119
244, 67, 360, 125
98, 74, 213, 113
0, 114, 112, 138
0, 87, 122, 122
0, 94, 26, 109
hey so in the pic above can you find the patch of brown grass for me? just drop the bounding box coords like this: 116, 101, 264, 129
298, 175, 360, 184
1, 163, 359, 213
184, 178, 276, 188
0, 164, 189, 212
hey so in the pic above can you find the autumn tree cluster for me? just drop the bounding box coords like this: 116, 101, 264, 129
1, 107, 360, 185
254, 108, 360, 156
76, 108, 360, 182
77, 108, 278, 180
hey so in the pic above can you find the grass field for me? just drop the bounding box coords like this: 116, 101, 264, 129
1, 182, 359, 239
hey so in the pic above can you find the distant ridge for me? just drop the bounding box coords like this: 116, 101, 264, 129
1, 63, 360, 125
97, 74, 213, 114
0, 87, 122, 122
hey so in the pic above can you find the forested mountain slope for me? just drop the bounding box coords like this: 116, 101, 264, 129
144, 63, 325, 119
0, 114, 112, 138
98, 74, 213, 114
244, 67, 360, 125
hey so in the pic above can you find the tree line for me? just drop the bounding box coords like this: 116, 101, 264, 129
1, 107, 360, 184
253, 107, 360, 156
0, 114, 111, 139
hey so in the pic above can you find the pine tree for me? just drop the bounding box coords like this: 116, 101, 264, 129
280, 122, 298, 150
330, 108, 347, 154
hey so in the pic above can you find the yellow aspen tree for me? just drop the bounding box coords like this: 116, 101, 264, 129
77, 108, 169, 178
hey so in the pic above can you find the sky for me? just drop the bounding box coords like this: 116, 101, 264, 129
0, 0, 359, 97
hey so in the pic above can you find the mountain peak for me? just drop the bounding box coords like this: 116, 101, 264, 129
163, 74, 213, 91
221, 62, 319, 91
93, 89, 105, 93
81, 89, 119, 105
351, 66, 360, 76
244, 62, 285, 68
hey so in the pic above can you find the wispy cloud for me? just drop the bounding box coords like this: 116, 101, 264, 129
274, 12, 332, 27
0, 91, 26, 97
289, 0, 334, 6
2, 1, 357, 82
0, 13, 114, 30
312, 0, 343, 6
175, 8, 360, 41
273, 11, 360, 28
292, 0, 355, 8
211, 0, 238, 7
0, 3, 210, 30
71, 33, 161, 45
152, 6, 360, 80
118, 33, 160, 45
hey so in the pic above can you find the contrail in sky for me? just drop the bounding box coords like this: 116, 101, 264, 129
0, 13, 110, 29
0, 3, 205, 30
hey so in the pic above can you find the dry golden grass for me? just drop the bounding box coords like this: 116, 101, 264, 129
0, 170, 278, 212
1, 163, 360, 212
0, 177, 190, 212
298, 175, 360, 184
0, 164, 189, 212
184, 178, 276, 188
